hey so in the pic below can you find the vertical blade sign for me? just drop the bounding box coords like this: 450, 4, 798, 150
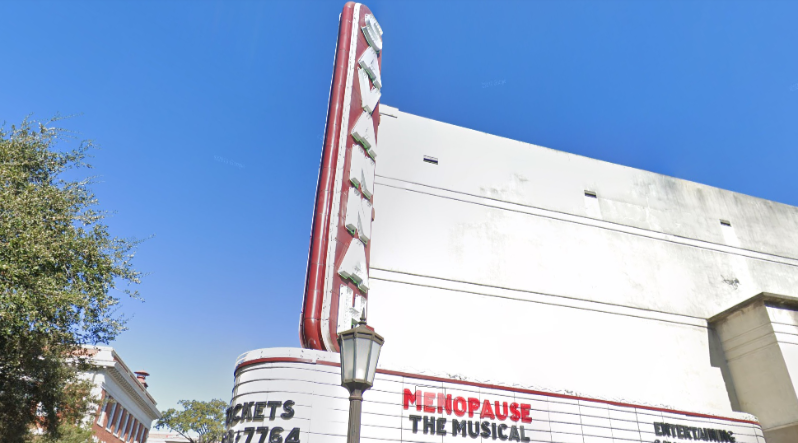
301, 3, 383, 352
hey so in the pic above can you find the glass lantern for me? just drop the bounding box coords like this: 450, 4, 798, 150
337, 314, 384, 392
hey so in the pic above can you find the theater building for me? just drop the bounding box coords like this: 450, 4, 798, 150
225, 3, 798, 443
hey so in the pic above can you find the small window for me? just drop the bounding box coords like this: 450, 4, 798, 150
423, 155, 438, 165
584, 190, 597, 198
720, 219, 731, 227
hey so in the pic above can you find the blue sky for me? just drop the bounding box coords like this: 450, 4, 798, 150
2, 0, 797, 412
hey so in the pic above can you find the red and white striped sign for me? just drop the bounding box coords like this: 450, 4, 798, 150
300, 2, 383, 352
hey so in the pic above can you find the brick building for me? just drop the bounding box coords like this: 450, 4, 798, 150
82, 346, 161, 443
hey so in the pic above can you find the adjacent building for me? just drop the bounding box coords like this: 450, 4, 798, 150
82, 346, 161, 443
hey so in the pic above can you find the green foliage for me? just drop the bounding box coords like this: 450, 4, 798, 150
24, 379, 98, 443
55, 379, 100, 429
27, 423, 95, 443
0, 118, 141, 442
156, 399, 228, 443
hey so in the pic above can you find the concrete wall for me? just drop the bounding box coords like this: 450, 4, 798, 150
711, 295, 798, 442
366, 105, 798, 415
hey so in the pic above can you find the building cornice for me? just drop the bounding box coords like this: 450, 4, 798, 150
83, 346, 161, 421
104, 363, 161, 421
709, 292, 798, 323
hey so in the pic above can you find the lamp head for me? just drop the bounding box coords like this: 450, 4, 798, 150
337, 312, 384, 392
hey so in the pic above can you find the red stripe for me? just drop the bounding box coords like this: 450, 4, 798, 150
235, 357, 760, 426
300, 2, 358, 351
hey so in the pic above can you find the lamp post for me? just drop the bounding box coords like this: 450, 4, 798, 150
338, 313, 384, 443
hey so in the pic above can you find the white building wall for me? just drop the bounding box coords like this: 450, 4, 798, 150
366, 105, 798, 415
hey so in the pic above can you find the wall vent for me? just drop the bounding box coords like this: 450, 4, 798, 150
423, 155, 438, 165
720, 219, 732, 227
584, 190, 597, 198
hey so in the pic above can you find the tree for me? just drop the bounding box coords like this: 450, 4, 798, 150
26, 379, 98, 443
0, 118, 142, 442
156, 399, 228, 443
28, 425, 94, 443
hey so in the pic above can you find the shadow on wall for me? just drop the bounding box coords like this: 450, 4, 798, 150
707, 326, 741, 412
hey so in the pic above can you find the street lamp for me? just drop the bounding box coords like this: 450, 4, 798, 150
338, 313, 384, 443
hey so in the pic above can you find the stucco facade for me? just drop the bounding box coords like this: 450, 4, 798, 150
227, 103, 798, 442
363, 105, 798, 442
